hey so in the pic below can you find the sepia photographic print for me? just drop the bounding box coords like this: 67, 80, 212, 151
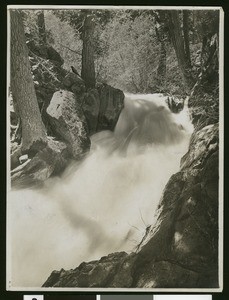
7, 5, 224, 291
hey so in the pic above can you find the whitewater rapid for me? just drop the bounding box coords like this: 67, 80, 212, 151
7, 93, 193, 288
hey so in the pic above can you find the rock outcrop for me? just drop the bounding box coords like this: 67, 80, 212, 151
43, 252, 134, 288
11, 137, 69, 189
132, 123, 219, 288
96, 83, 125, 132
81, 89, 100, 135
43, 119, 219, 288
46, 90, 90, 159
62, 77, 125, 135
166, 95, 184, 114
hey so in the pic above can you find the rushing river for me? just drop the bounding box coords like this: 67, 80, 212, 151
8, 93, 193, 288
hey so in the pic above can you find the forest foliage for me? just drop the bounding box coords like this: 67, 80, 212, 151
21, 8, 219, 96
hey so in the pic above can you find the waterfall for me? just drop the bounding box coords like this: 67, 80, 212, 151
7, 93, 193, 288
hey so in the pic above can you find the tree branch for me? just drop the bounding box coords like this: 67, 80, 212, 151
57, 42, 82, 56
28, 49, 61, 83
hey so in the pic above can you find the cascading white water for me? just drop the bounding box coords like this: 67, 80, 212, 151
7, 93, 193, 288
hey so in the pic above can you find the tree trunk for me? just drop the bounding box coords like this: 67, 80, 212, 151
157, 41, 166, 83
37, 10, 46, 44
168, 10, 195, 89
81, 15, 96, 89
154, 11, 167, 88
183, 10, 191, 66
155, 24, 167, 85
10, 10, 47, 153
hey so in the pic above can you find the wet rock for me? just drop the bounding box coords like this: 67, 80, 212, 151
166, 95, 184, 113
81, 89, 100, 135
46, 90, 90, 159
11, 137, 69, 189
96, 83, 125, 132
43, 252, 129, 287
62, 80, 125, 135
180, 124, 218, 170
108, 253, 136, 288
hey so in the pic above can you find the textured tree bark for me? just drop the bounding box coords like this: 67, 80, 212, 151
37, 10, 46, 44
155, 24, 167, 85
183, 10, 191, 66
10, 10, 47, 153
157, 42, 166, 80
168, 10, 195, 89
81, 15, 96, 88
154, 11, 167, 87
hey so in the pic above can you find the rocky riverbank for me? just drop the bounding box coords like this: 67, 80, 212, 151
10, 45, 124, 188
43, 88, 219, 288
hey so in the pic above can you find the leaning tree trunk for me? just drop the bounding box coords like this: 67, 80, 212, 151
10, 10, 47, 153
168, 10, 195, 89
81, 15, 96, 89
37, 10, 46, 44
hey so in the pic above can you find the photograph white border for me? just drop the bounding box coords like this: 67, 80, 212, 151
6, 5, 224, 293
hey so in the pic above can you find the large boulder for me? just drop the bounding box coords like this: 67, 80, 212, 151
46, 90, 90, 159
81, 89, 100, 135
62, 80, 125, 135
96, 83, 125, 132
